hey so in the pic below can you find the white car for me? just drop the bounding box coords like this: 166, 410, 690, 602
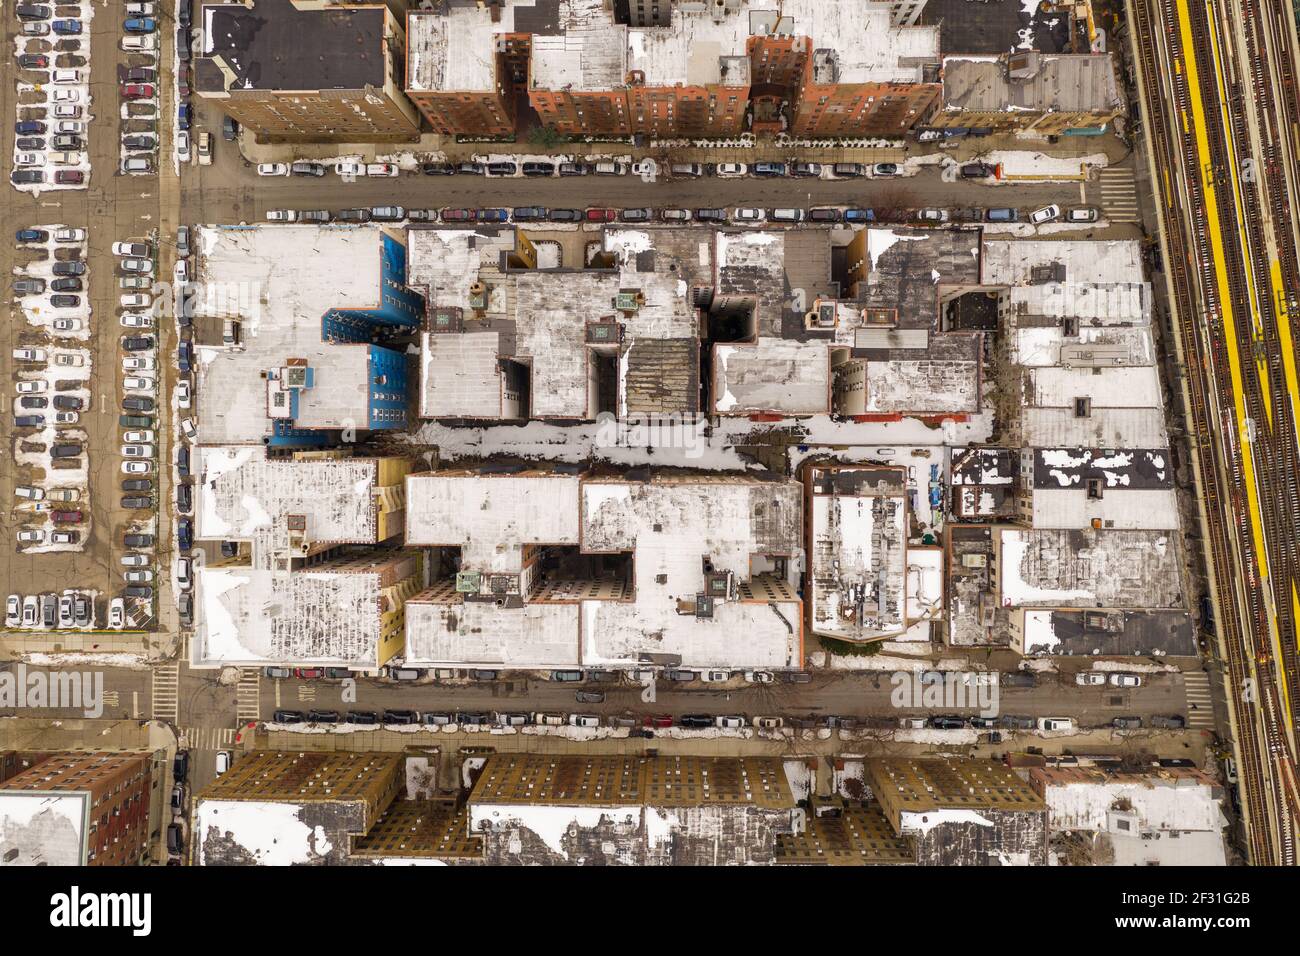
52, 69, 82, 84
174, 259, 189, 284
1075, 672, 1107, 686
214, 751, 231, 775
257, 163, 290, 176
113, 241, 152, 257
54, 227, 86, 242
567, 714, 600, 728
715, 715, 746, 728
15, 486, 45, 501
125, 2, 155, 15
121, 293, 151, 308
1037, 717, 1076, 732
55, 411, 78, 424
699, 670, 730, 683
1109, 673, 1143, 688
6, 595, 21, 628
1030, 204, 1061, 225
122, 554, 150, 567
744, 670, 775, 684
53, 104, 82, 119
15, 152, 44, 167
733, 207, 766, 223
122, 377, 156, 392
122, 34, 157, 51
51, 531, 77, 544
176, 131, 191, 163
1067, 206, 1100, 223
177, 379, 191, 408
123, 357, 156, 372
177, 557, 191, 588
917, 208, 949, 222
53, 318, 82, 332
121, 313, 153, 328
13, 348, 46, 362
51, 89, 80, 104
123, 430, 155, 443
366, 163, 399, 177
122, 460, 152, 474
335, 162, 364, 178
120, 258, 153, 274
716, 162, 748, 177
16, 381, 47, 394
108, 598, 125, 629
124, 570, 154, 584
265, 209, 297, 222
22, 596, 40, 626
180, 418, 197, 440
54, 353, 83, 368
17, 530, 45, 544
121, 444, 154, 458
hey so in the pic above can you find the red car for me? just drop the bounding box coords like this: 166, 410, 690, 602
54, 170, 84, 184
120, 84, 155, 100
584, 207, 616, 222
292, 668, 324, 680
440, 208, 476, 222
642, 714, 673, 729
51, 510, 83, 524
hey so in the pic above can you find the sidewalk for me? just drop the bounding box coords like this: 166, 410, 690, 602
0, 627, 177, 662
235, 128, 1131, 171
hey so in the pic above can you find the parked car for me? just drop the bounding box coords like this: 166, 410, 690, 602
1075, 672, 1107, 686
1066, 206, 1099, 223
1037, 716, 1076, 732
871, 163, 900, 177
1029, 204, 1061, 225
960, 162, 994, 178
1109, 673, 1143, 688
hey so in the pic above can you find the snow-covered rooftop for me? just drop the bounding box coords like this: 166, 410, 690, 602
193, 225, 389, 445
998, 528, 1184, 609
0, 792, 87, 866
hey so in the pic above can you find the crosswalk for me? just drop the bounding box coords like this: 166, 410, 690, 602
151, 662, 179, 722
236, 668, 262, 723
179, 726, 236, 752
1096, 167, 1142, 223
1183, 671, 1216, 729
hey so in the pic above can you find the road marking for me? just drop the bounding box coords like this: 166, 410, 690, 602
150, 662, 178, 722
236, 668, 261, 723
1183, 671, 1216, 729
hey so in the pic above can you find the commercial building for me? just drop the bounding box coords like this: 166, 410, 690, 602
403, 468, 804, 670
866, 757, 1048, 865
935, 52, 1122, 136
190, 448, 421, 671
404, 0, 941, 138
195, 0, 421, 142
1029, 762, 1228, 866
0, 752, 154, 866
803, 463, 943, 644
193, 225, 424, 449
467, 753, 800, 865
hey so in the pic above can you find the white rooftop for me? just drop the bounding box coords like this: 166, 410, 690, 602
982, 239, 1145, 287
195, 446, 380, 544
407, 4, 521, 93
0, 792, 87, 866
405, 472, 581, 572
191, 565, 384, 668
193, 225, 388, 445
998, 528, 1184, 609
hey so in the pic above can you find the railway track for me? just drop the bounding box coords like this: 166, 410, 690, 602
1129, 0, 1299, 864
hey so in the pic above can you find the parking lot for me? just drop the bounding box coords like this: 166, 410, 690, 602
3, 3, 180, 653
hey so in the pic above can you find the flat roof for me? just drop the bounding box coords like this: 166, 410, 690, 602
195, 447, 379, 545
1019, 609, 1197, 656
192, 564, 384, 668
942, 53, 1120, 114
0, 791, 87, 866
998, 528, 1185, 609
982, 238, 1144, 287
196, 0, 387, 94
807, 465, 909, 640
193, 225, 389, 445
407, 3, 523, 93
714, 340, 831, 414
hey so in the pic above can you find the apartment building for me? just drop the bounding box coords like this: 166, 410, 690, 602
0, 752, 154, 866
195, 0, 421, 142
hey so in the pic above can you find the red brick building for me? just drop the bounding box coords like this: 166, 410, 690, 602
0, 751, 154, 866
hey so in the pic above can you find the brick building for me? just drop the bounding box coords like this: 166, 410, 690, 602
0, 752, 154, 866
195, 0, 421, 143
405, 0, 939, 138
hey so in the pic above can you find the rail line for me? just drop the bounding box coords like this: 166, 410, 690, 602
1129, 0, 1300, 864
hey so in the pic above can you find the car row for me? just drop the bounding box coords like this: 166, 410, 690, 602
118, 14, 161, 175
10, 4, 91, 189
269, 708, 763, 731
5, 590, 94, 629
